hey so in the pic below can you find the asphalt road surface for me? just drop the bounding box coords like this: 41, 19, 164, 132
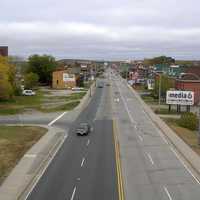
110, 71, 200, 200
25, 81, 119, 200
14, 69, 200, 200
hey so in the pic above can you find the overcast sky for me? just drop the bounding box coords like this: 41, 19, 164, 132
1, 0, 200, 60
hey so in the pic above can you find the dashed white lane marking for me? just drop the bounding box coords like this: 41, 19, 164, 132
134, 125, 137, 129
122, 78, 200, 186
138, 135, 143, 142
24, 154, 37, 158
70, 187, 76, 200
86, 139, 90, 146
116, 83, 136, 124
170, 147, 200, 185
24, 134, 68, 200
81, 158, 85, 167
147, 153, 154, 165
48, 111, 67, 126
164, 186, 173, 200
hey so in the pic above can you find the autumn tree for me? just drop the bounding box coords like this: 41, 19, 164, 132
24, 72, 39, 89
0, 56, 14, 100
153, 74, 175, 100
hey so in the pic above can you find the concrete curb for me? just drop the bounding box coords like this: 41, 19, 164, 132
0, 125, 67, 200
127, 84, 200, 178
75, 82, 96, 112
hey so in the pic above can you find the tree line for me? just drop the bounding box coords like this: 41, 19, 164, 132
0, 54, 57, 101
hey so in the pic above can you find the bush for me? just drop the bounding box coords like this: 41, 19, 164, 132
178, 112, 198, 130
13, 86, 22, 96
24, 72, 39, 89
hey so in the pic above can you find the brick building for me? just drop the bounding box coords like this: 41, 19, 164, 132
176, 79, 200, 105
0, 46, 8, 57
52, 70, 76, 89
175, 67, 200, 105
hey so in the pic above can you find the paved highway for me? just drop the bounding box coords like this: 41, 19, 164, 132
21, 69, 200, 200
25, 80, 120, 200
110, 71, 200, 200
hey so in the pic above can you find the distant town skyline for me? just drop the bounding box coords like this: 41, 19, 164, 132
1, 0, 200, 60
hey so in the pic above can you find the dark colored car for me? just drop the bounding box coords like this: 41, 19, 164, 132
76, 123, 91, 136
97, 82, 104, 88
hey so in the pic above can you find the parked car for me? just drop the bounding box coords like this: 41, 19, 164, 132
22, 90, 36, 96
76, 123, 91, 136
72, 87, 84, 91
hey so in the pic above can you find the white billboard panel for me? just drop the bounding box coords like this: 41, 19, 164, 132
63, 73, 75, 82
166, 90, 194, 105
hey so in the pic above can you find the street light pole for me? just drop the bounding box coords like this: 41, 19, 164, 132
158, 74, 162, 111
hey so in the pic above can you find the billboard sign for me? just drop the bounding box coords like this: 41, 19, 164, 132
166, 90, 194, 105
63, 73, 75, 82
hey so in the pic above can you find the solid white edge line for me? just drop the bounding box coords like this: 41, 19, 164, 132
170, 147, 200, 185
81, 158, 85, 167
147, 153, 154, 165
48, 111, 67, 126
70, 187, 76, 200
24, 134, 68, 200
164, 186, 173, 200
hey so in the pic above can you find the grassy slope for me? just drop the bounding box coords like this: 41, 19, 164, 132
163, 118, 200, 155
0, 126, 47, 184
0, 91, 86, 115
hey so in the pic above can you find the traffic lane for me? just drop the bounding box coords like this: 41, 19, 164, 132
114, 79, 200, 200
51, 85, 103, 131
26, 128, 91, 200
76, 120, 119, 200
26, 87, 103, 200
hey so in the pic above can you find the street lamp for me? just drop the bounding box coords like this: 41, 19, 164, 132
158, 73, 162, 111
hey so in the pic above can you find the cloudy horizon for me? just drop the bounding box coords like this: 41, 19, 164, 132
1, 0, 200, 60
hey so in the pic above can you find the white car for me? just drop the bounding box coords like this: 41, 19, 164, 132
72, 87, 84, 91
22, 90, 36, 96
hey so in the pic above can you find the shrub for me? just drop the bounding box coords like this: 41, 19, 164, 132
24, 72, 39, 89
13, 85, 22, 96
178, 112, 198, 130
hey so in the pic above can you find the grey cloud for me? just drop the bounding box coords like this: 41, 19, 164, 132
1, 0, 200, 59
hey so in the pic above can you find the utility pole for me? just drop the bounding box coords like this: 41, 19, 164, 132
158, 74, 162, 111
89, 72, 92, 97
89, 84, 92, 97
198, 105, 200, 145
